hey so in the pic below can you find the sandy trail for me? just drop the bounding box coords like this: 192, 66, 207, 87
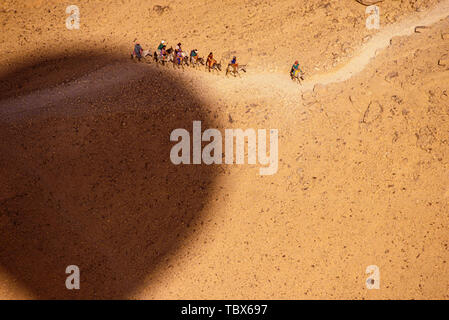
0, 62, 149, 121
305, 0, 449, 89
207, 0, 449, 96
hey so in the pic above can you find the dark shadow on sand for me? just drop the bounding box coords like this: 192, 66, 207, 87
0, 52, 217, 299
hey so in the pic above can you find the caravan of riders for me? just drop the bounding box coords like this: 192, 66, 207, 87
132, 40, 304, 83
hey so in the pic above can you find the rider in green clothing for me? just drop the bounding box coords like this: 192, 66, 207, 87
291, 60, 302, 78
157, 40, 165, 54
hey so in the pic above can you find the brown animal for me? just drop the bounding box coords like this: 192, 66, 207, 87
290, 69, 305, 84
206, 56, 221, 72
226, 64, 247, 77
190, 55, 205, 68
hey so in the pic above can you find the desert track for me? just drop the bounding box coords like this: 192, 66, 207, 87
2, 0, 448, 117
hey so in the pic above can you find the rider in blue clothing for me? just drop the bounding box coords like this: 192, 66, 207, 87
230, 56, 238, 71
176, 50, 183, 65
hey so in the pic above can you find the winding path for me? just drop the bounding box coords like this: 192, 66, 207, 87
209, 0, 449, 95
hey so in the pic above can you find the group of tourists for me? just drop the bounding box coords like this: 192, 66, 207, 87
132, 40, 304, 82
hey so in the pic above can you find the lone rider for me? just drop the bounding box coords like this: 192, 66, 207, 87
291, 60, 302, 78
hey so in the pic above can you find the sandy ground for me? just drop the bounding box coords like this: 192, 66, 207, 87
0, 0, 448, 299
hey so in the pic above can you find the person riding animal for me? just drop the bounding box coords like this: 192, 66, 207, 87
157, 40, 165, 54
161, 45, 167, 56
190, 49, 198, 64
207, 52, 217, 72
176, 50, 183, 66
290, 60, 303, 78
175, 42, 182, 55
230, 56, 238, 72
158, 45, 168, 62
132, 42, 143, 61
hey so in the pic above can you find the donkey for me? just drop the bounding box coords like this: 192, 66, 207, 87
206, 59, 222, 73
130, 49, 152, 62
190, 56, 205, 68
290, 70, 305, 84
226, 64, 247, 77
153, 47, 173, 66
172, 51, 189, 70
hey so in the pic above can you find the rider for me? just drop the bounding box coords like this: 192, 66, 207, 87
291, 60, 302, 78
176, 50, 183, 65
207, 52, 214, 71
190, 49, 198, 64
134, 42, 143, 61
160, 45, 167, 60
175, 42, 182, 55
230, 56, 238, 71
157, 40, 165, 53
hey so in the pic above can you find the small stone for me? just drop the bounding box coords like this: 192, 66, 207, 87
385, 71, 399, 82
363, 35, 372, 43
438, 54, 449, 67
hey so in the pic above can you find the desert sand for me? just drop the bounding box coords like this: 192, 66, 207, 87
0, 0, 448, 299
